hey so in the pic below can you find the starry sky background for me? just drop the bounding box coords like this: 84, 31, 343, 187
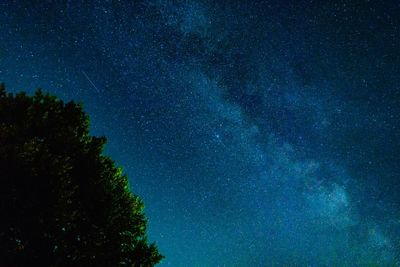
1, 0, 400, 266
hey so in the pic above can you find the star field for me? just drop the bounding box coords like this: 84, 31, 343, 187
1, 1, 400, 266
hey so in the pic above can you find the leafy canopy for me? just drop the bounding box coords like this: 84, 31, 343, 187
0, 85, 163, 266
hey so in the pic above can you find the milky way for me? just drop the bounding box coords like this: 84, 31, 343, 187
1, 1, 400, 266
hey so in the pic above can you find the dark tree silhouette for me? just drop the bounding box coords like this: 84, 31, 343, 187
0, 85, 163, 266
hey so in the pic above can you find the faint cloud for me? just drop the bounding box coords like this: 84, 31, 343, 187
307, 183, 355, 229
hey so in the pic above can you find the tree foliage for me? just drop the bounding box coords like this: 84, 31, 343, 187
0, 85, 163, 266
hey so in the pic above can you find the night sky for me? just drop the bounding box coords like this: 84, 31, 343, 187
1, 1, 400, 265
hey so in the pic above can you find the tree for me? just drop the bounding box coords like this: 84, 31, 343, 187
0, 85, 163, 266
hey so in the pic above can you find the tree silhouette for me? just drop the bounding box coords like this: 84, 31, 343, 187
0, 85, 163, 266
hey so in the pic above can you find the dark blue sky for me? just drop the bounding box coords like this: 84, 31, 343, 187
1, 1, 400, 265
